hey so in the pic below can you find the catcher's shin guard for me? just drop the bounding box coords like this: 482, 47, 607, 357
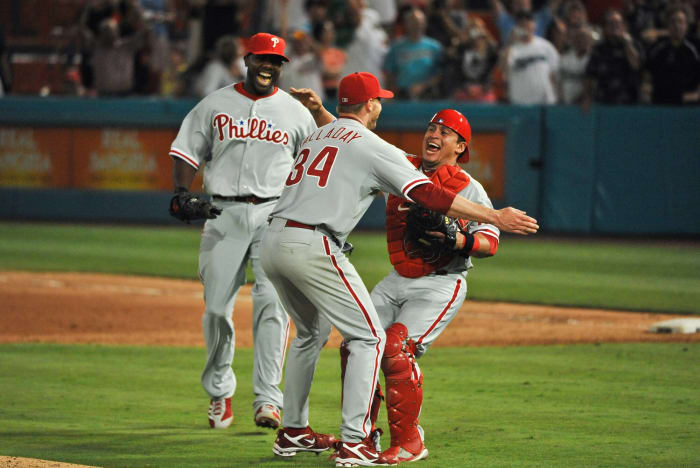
340, 341, 384, 431
381, 323, 424, 454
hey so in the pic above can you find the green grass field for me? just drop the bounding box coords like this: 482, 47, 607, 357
1, 221, 699, 467
1, 343, 698, 467
1, 222, 698, 313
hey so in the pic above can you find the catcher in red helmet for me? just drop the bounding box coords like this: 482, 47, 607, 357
289, 88, 504, 463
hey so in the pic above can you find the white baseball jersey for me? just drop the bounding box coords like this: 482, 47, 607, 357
170, 83, 317, 197
271, 117, 430, 244
506, 36, 559, 105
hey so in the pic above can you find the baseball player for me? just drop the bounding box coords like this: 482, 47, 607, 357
260, 72, 538, 466
368, 109, 499, 463
168, 32, 318, 430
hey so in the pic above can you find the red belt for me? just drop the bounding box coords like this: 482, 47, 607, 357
213, 195, 279, 204
285, 220, 315, 230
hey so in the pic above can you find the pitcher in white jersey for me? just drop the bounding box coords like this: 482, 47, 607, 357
168, 32, 318, 431
261, 72, 538, 467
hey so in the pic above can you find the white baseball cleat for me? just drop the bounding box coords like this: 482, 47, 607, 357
254, 403, 281, 429
334, 440, 397, 466
272, 426, 337, 457
208, 397, 233, 429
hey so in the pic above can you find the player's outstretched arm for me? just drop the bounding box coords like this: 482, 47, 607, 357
290, 87, 335, 127
408, 184, 538, 235
448, 196, 538, 235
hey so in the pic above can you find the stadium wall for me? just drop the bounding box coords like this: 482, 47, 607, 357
0, 97, 698, 235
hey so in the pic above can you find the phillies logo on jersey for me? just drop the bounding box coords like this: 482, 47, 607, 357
213, 113, 290, 145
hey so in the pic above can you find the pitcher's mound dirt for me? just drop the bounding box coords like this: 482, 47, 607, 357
1, 271, 698, 347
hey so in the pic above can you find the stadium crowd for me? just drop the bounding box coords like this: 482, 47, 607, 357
1, 0, 699, 106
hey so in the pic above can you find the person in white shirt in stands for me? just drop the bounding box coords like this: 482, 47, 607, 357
502, 10, 560, 104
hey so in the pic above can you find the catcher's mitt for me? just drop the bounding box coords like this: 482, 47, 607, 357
404, 204, 463, 262
169, 189, 222, 224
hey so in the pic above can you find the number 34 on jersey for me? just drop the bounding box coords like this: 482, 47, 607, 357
286, 145, 339, 188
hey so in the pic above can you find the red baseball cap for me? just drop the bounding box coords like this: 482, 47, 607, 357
338, 72, 394, 105
247, 32, 289, 62
430, 109, 472, 161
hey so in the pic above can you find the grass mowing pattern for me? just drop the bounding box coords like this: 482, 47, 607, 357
2, 222, 697, 313
1, 343, 697, 467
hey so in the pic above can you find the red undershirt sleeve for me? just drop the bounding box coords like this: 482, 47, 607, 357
406, 183, 457, 213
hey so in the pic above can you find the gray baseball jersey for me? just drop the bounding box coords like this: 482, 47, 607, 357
261, 117, 430, 443
170, 83, 316, 414
270, 117, 430, 245
171, 83, 316, 197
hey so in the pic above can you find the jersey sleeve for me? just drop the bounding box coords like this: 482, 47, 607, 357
458, 176, 500, 241
169, 103, 212, 170
371, 143, 430, 199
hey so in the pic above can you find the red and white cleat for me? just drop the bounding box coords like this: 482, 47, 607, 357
334, 439, 397, 466
254, 403, 281, 429
272, 426, 338, 457
208, 397, 233, 429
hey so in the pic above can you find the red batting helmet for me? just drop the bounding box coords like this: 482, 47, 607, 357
430, 109, 472, 161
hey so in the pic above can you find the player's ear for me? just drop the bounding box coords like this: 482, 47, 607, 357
455, 140, 467, 156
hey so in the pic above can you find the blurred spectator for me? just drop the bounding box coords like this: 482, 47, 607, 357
304, 0, 331, 34
489, 0, 562, 42
79, 0, 146, 96
623, 0, 666, 44
366, 0, 398, 32
546, 16, 568, 52
160, 42, 189, 97
92, 17, 145, 96
193, 34, 243, 98
425, 0, 470, 49
501, 10, 560, 104
312, 19, 347, 100
583, 9, 642, 108
424, 0, 469, 96
139, 0, 176, 92
644, 6, 700, 105
561, 0, 589, 30
340, 0, 389, 81
0, 26, 11, 96
452, 16, 500, 102
279, 30, 325, 100
559, 25, 593, 104
383, 7, 443, 100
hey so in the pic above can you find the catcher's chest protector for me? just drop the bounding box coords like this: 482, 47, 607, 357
386, 159, 470, 278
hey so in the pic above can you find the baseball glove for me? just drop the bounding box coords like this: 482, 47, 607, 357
404, 204, 462, 261
168, 189, 222, 224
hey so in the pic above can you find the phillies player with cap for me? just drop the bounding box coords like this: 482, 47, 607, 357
261, 72, 537, 466
168, 32, 318, 430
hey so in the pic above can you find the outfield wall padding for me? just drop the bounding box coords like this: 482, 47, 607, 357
1, 97, 698, 235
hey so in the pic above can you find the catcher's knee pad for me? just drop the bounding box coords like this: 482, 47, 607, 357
382, 323, 415, 380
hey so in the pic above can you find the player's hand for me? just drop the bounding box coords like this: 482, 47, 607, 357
494, 207, 539, 235
426, 230, 466, 249
290, 87, 323, 112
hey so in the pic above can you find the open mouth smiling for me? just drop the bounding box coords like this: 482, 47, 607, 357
426, 141, 441, 153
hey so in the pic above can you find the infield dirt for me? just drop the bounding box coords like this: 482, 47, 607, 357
2, 271, 698, 347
